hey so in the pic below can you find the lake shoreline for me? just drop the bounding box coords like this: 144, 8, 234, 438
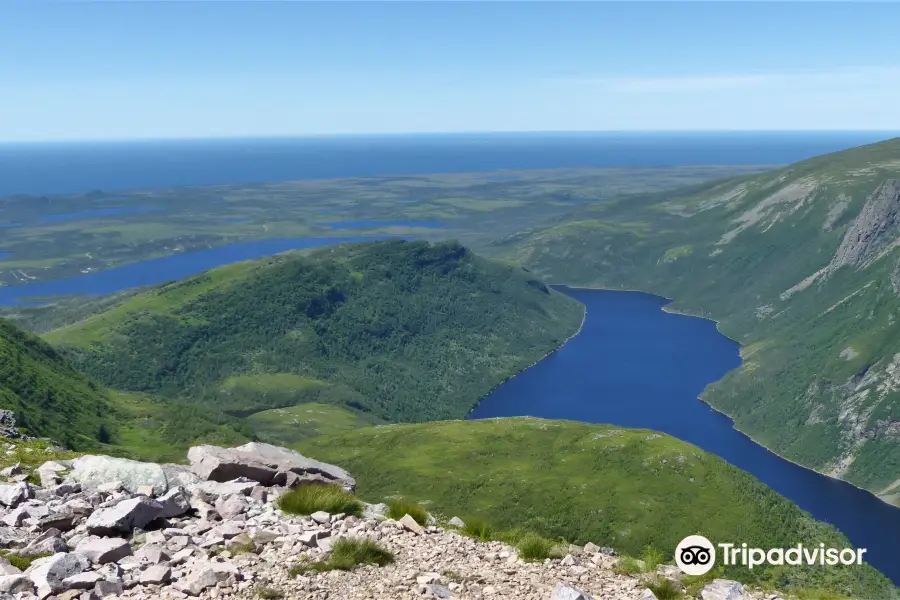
464, 297, 587, 419
558, 283, 899, 512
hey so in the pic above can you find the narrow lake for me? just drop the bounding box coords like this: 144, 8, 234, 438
469, 287, 900, 584
0, 237, 380, 306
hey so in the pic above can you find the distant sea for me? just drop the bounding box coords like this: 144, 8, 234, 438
0, 132, 896, 197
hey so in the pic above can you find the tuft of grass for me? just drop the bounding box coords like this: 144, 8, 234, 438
277, 484, 362, 517
614, 556, 645, 576
642, 546, 664, 572
290, 538, 394, 575
441, 570, 465, 584
387, 498, 429, 526
646, 577, 683, 600
461, 515, 495, 542
2, 552, 50, 570
516, 533, 555, 562
230, 540, 257, 555
257, 587, 284, 600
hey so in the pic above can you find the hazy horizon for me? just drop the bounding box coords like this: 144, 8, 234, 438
2, 130, 899, 147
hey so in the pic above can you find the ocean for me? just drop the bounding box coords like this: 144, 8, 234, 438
0, 132, 895, 197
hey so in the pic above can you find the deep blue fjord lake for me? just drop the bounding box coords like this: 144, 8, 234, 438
471, 288, 900, 584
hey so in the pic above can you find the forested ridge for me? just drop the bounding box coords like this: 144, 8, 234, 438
50, 240, 584, 422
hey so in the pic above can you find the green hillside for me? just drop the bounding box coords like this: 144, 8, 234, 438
0, 317, 116, 448
0, 318, 249, 459
298, 417, 894, 599
48, 240, 583, 423
490, 137, 900, 498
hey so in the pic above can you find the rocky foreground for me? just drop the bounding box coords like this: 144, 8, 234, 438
0, 441, 777, 600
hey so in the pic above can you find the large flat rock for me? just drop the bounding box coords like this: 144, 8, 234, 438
65, 455, 168, 496
187, 442, 355, 491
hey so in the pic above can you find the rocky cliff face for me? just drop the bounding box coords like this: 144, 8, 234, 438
0, 441, 782, 600
830, 180, 900, 272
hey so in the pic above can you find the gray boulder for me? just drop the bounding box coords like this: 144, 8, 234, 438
398, 514, 423, 535
161, 464, 201, 489
551, 584, 595, 600
157, 486, 191, 519
37, 510, 77, 532
701, 580, 753, 600
20, 529, 67, 557
0, 464, 21, 478
174, 560, 239, 596
140, 564, 171, 585
85, 496, 163, 535
448, 516, 466, 528
26, 552, 89, 596
214, 494, 247, 520
94, 578, 124, 597
363, 502, 388, 522
187, 442, 355, 491
75, 536, 132, 564
134, 543, 169, 565
0, 483, 32, 508
583, 542, 601, 554
0, 574, 32, 594
1, 508, 27, 527
192, 478, 258, 498
36, 462, 68, 488
65, 456, 168, 496
0, 558, 19, 576
61, 571, 103, 590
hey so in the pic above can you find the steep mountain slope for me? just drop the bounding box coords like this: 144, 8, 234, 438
0, 318, 248, 458
47, 240, 584, 423
298, 417, 894, 598
489, 137, 900, 498
0, 317, 115, 448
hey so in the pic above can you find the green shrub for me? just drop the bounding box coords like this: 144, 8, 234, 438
461, 515, 495, 541
646, 577, 683, 600
290, 538, 394, 575
277, 484, 362, 517
387, 498, 429, 526
516, 533, 555, 562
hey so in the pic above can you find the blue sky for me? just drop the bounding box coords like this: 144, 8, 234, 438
1, 2, 899, 141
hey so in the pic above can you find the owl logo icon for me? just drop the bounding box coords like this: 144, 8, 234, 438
675, 535, 716, 576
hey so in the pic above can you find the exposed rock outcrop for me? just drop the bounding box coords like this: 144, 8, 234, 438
830, 180, 900, 271
187, 442, 356, 491
0, 411, 22, 440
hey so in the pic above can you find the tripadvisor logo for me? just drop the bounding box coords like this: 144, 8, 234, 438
674, 535, 868, 576
676, 535, 716, 576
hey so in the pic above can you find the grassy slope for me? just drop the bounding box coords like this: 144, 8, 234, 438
47, 240, 584, 423
489, 137, 900, 496
298, 418, 894, 599
246, 402, 371, 446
